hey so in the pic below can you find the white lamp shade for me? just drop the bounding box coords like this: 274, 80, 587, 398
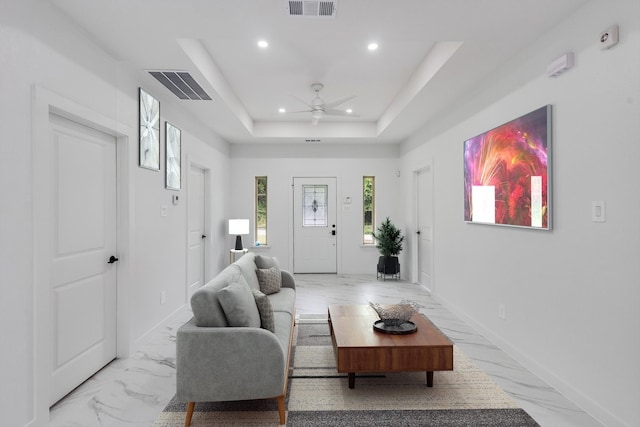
228, 219, 250, 235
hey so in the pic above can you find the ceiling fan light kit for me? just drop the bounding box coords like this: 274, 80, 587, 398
288, 82, 358, 125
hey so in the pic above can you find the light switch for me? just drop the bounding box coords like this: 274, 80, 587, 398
161, 205, 168, 217
592, 201, 605, 222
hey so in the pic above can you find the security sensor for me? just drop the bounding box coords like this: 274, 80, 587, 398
599, 25, 619, 50
547, 52, 574, 77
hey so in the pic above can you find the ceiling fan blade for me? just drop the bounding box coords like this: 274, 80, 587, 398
289, 94, 313, 109
324, 95, 355, 109
287, 109, 313, 113
324, 109, 360, 117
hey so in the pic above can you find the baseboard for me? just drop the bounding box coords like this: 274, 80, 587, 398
432, 294, 627, 427
133, 303, 189, 350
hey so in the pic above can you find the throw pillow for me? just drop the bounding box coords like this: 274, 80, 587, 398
252, 289, 275, 333
217, 275, 261, 328
256, 266, 281, 295
255, 254, 280, 270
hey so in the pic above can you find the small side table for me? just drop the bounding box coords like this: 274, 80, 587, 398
229, 248, 248, 264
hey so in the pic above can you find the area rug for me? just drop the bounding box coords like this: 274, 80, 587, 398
154, 317, 539, 426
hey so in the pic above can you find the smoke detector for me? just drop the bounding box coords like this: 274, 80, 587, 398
287, 1, 337, 17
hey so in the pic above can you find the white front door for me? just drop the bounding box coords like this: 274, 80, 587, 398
187, 165, 206, 300
293, 177, 337, 273
49, 114, 117, 405
417, 167, 434, 292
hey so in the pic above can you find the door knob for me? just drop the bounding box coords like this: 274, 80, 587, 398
108, 255, 119, 264
202, 234, 207, 239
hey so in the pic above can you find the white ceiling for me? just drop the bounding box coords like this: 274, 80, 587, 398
50, 0, 588, 145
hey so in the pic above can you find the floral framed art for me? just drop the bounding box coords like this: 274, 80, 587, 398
165, 121, 181, 190
139, 88, 160, 170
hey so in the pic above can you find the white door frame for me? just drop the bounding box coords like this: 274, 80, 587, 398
413, 164, 434, 291
185, 157, 211, 301
31, 85, 133, 426
289, 176, 340, 274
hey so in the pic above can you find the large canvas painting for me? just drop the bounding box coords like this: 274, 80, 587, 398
463, 105, 551, 229
165, 121, 181, 190
139, 88, 160, 170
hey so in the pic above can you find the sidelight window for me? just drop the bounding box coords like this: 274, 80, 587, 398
363, 176, 375, 244
255, 176, 267, 245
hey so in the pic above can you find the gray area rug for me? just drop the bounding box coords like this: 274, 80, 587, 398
155, 317, 539, 426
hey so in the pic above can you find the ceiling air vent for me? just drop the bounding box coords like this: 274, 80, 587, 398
148, 71, 212, 100
288, 1, 336, 17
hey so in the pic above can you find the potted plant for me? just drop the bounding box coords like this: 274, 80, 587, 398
372, 217, 404, 277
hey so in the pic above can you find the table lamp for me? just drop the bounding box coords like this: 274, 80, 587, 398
229, 219, 250, 250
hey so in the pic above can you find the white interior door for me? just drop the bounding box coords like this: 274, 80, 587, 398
293, 177, 337, 273
417, 167, 434, 292
187, 165, 206, 299
49, 114, 117, 405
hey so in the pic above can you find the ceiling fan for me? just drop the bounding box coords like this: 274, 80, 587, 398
289, 83, 358, 125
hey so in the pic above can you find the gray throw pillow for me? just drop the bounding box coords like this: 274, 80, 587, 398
256, 266, 281, 295
217, 275, 261, 328
252, 289, 275, 333
255, 254, 280, 270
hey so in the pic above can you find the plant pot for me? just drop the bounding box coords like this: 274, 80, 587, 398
377, 256, 400, 275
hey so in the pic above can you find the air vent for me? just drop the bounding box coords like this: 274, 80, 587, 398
305, 138, 321, 143
288, 1, 336, 17
148, 71, 212, 100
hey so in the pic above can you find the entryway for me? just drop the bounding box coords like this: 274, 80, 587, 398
292, 177, 337, 273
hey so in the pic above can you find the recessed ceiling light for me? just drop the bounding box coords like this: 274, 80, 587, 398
346, 109, 353, 114
257, 40, 269, 48
367, 42, 378, 51
278, 108, 286, 113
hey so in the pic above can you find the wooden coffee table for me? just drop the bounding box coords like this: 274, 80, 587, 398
328, 304, 453, 389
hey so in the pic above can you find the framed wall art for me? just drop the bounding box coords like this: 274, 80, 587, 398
463, 105, 551, 229
139, 88, 160, 170
165, 121, 181, 190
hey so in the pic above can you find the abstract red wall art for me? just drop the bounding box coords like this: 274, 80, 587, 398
464, 105, 551, 229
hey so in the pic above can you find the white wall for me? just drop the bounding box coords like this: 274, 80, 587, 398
0, 2, 231, 426
399, 1, 640, 426
229, 143, 402, 274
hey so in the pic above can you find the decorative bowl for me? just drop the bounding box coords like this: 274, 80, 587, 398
369, 300, 420, 326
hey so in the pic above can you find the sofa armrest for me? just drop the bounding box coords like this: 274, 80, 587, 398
281, 270, 296, 290
177, 318, 286, 403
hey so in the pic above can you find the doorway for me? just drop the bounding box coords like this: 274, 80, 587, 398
48, 113, 118, 405
187, 165, 207, 300
33, 86, 133, 424
416, 166, 434, 292
292, 177, 337, 273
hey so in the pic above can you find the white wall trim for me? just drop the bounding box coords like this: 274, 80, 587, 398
31, 85, 134, 426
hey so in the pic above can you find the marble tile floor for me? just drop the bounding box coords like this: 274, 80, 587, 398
49, 274, 602, 426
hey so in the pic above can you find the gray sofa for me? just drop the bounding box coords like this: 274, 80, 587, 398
176, 252, 296, 426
